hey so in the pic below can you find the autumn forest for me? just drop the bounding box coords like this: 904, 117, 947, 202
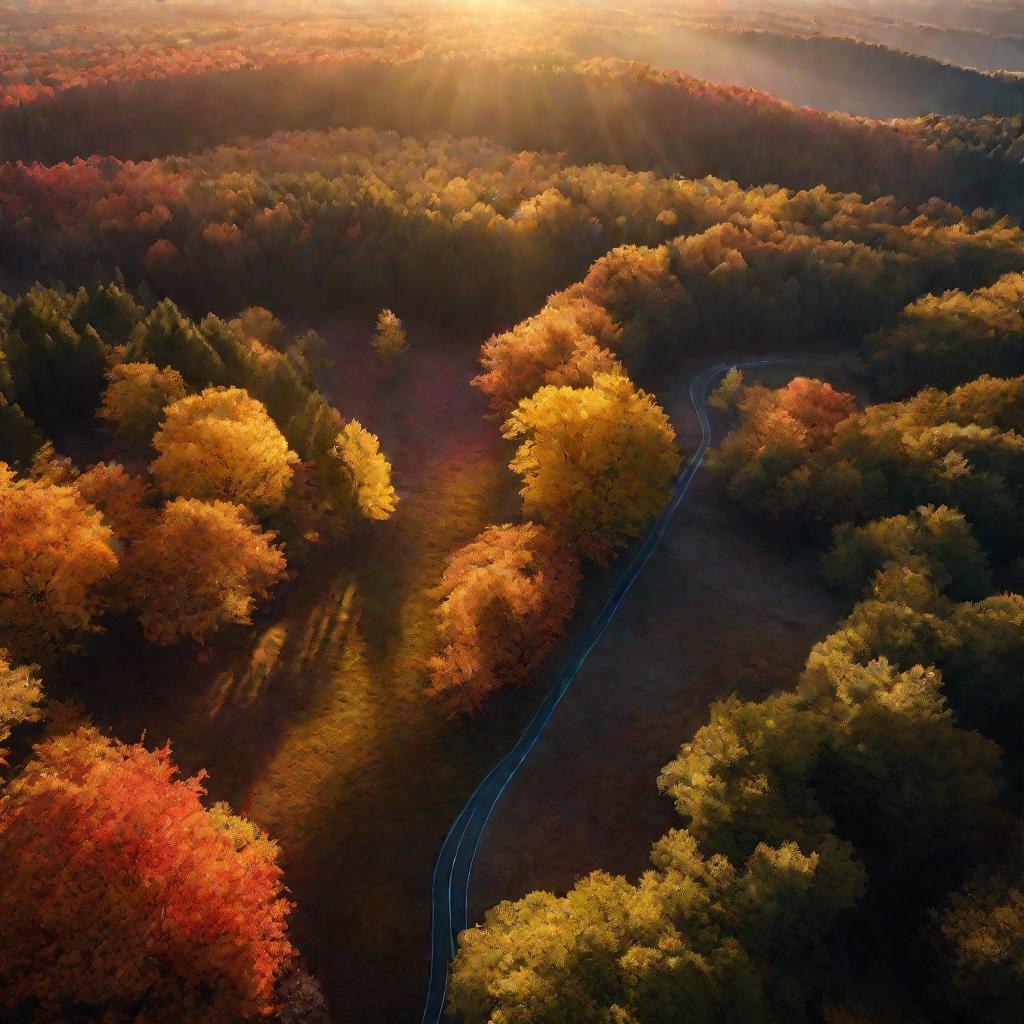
0, 2, 1021, 1023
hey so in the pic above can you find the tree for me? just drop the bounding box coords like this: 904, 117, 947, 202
503, 371, 679, 560
581, 244, 696, 364
126, 298, 224, 387
329, 420, 398, 522
0, 650, 42, 755
0, 393, 42, 468
822, 505, 992, 601
427, 523, 580, 716
473, 294, 621, 414
231, 306, 285, 348
449, 827, 863, 1024
0, 463, 117, 662
124, 498, 286, 645
98, 361, 188, 445
74, 461, 154, 543
0, 727, 295, 1023
152, 387, 299, 514
934, 858, 1024, 1024
373, 309, 407, 363
863, 273, 1024, 398
944, 595, 1024, 751
659, 646, 1004, 900
709, 367, 745, 412
71, 280, 143, 345
1, 288, 109, 431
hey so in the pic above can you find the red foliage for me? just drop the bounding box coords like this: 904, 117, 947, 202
0, 727, 295, 1023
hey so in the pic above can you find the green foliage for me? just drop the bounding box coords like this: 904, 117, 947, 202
943, 595, 1024, 752
0, 287, 109, 431
712, 374, 1024, 560
864, 272, 1024, 398
0, 393, 42, 468
823, 505, 992, 601
450, 829, 863, 1024
659, 646, 1003, 901
933, 857, 1024, 1024
126, 299, 224, 387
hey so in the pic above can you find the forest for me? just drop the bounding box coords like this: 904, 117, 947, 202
0, 3, 1020, 1024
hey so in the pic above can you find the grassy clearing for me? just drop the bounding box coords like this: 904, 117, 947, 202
61, 320, 544, 1022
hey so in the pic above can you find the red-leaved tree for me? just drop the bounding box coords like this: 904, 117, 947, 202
0, 727, 295, 1023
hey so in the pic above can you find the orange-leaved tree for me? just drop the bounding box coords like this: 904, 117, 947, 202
473, 294, 621, 414
427, 523, 580, 716
0, 462, 118, 662
74, 461, 155, 545
503, 372, 679, 561
0, 727, 295, 1023
151, 386, 298, 514
124, 498, 286, 645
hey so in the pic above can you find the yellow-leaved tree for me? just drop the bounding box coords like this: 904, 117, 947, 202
123, 498, 287, 646
330, 421, 399, 522
98, 362, 188, 446
503, 371, 679, 560
373, 309, 408, 364
0, 463, 118, 661
151, 387, 298, 514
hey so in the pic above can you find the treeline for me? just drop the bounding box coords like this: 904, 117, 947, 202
712, 372, 1024, 563
419, 178, 1024, 716
420, 173, 1024, 715
862, 272, 1024, 397
2, 127, 1022, 325
2, 58, 1021, 211
0, 281, 397, 661
568, 24, 1024, 119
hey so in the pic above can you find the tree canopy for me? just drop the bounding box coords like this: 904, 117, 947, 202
0, 727, 295, 1023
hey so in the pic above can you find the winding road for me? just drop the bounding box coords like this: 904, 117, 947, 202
420, 355, 833, 1024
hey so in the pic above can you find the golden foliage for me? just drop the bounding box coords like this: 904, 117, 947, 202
0, 650, 43, 751
124, 498, 286, 646
503, 371, 679, 560
151, 386, 298, 514
0, 462, 117, 662
330, 421, 399, 522
373, 309, 408, 363
98, 361, 187, 445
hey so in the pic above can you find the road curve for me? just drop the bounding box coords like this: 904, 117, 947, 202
420, 354, 834, 1024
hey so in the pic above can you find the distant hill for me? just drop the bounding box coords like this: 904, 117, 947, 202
567, 26, 1024, 119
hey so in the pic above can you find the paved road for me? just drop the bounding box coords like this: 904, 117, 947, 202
420, 355, 833, 1024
